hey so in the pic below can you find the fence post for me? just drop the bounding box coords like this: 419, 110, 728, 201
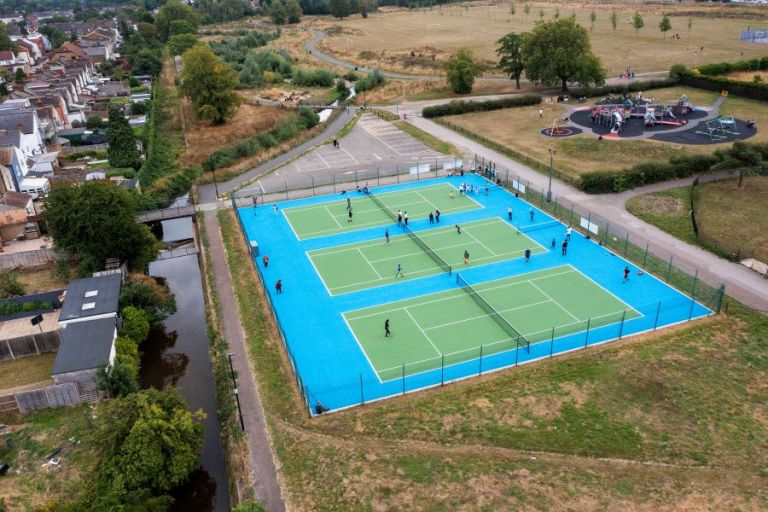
642, 243, 649, 267
587, 212, 592, 237
284, 180, 288, 201
584, 318, 591, 348
604, 223, 610, 246
355, 170, 358, 186
539, 188, 544, 208
688, 269, 699, 320
514, 336, 519, 366
311, 176, 315, 196
623, 233, 629, 257
570, 204, 574, 225
549, 326, 555, 357
653, 301, 661, 330
441, 354, 445, 385
618, 310, 627, 339
360, 374, 364, 405
402, 363, 405, 395
665, 256, 674, 282
377, 168, 380, 186
478, 345, 483, 375
333, 174, 336, 193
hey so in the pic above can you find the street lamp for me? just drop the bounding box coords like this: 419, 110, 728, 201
546, 148, 556, 203
211, 167, 220, 199
228, 353, 245, 431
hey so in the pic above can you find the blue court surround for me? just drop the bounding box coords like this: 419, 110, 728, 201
237, 175, 712, 414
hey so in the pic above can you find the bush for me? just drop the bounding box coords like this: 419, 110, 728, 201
86, 115, 104, 130
106, 168, 138, 179
355, 69, 386, 93
422, 94, 541, 118
131, 101, 149, 115
120, 306, 151, 344
0, 271, 25, 298
291, 67, 336, 87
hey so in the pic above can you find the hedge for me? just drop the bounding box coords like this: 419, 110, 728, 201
679, 74, 768, 102
694, 57, 768, 76
0, 300, 53, 317
422, 94, 542, 118
572, 78, 679, 98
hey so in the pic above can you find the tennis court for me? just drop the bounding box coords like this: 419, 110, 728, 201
344, 265, 641, 381
308, 217, 548, 295
282, 182, 481, 240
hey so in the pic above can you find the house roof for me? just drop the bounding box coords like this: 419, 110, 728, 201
59, 273, 121, 322
0, 132, 22, 150
0, 111, 35, 134
0, 51, 15, 61
0, 191, 31, 208
54, 42, 88, 60
52, 317, 116, 375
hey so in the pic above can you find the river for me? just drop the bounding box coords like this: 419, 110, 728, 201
140, 215, 231, 512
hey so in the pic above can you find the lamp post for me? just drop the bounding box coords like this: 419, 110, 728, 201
546, 148, 556, 203
228, 353, 245, 431
211, 166, 220, 199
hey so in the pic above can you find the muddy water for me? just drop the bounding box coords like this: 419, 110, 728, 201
140, 217, 230, 512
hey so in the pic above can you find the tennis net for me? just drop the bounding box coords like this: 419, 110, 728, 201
405, 225, 452, 275
456, 274, 530, 351
519, 220, 561, 234
368, 192, 398, 222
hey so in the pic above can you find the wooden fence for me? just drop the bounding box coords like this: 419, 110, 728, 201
0, 248, 57, 270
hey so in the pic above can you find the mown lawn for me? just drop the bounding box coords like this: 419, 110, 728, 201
217, 208, 768, 511
0, 353, 55, 390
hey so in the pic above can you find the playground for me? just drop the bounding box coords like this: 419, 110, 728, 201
568, 93, 756, 143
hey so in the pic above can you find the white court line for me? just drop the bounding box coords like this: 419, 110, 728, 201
305, 251, 331, 295
324, 205, 343, 229
529, 281, 580, 322
404, 307, 443, 357
462, 225, 498, 257
566, 264, 639, 313
358, 247, 383, 278
341, 314, 385, 384
345, 268, 578, 320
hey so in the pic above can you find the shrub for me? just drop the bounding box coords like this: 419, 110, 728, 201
0, 271, 25, 298
355, 69, 386, 93
422, 94, 541, 118
106, 168, 138, 179
292, 67, 336, 87
298, 107, 320, 128
120, 306, 151, 344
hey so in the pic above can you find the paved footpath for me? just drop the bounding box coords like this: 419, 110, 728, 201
388, 106, 768, 313
203, 211, 286, 512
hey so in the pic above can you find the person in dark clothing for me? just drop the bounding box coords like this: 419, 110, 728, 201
429, 212, 434, 224
275, 280, 282, 293
435, 209, 441, 223
623, 266, 630, 283
385, 319, 391, 337
562, 240, 568, 255
524, 248, 531, 262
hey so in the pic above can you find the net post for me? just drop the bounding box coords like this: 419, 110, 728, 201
665, 256, 674, 282
549, 326, 555, 357
359, 374, 364, 405
642, 243, 649, 267
569, 204, 574, 225
401, 363, 405, 395
654, 301, 661, 330
584, 317, 591, 347
618, 310, 627, 339
623, 233, 629, 257
716, 284, 726, 314
440, 354, 445, 385
514, 336, 520, 366
688, 269, 699, 320
377, 168, 380, 186
478, 345, 483, 375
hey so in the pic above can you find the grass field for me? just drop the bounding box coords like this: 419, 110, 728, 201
346, 265, 639, 381
441, 86, 768, 179
314, 3, 768, 75
218, 208, 768, 511
309, 217, 545, 294
283, 183, 480, 239
627, 175, 768, 262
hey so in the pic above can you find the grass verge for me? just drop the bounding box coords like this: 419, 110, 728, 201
217, 206, 768, 510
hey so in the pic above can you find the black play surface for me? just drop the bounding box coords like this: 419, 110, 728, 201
569, 108, 708, 138
652, 119, 757, 144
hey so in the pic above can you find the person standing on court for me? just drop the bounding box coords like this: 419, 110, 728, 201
507, 205, 512, 221
275, 280, 282, 293
565, 225, 572, 240
464, 249, 470, 265
551, 239, 556, 249
456, 224, 462, 235
404, 211, 409, 226
530, 208, 535, 221
348, 209, 353, 223
562, 240, 568, 255
539, 107, 544, 118
347, 197, 351, 210
435, 209, 441, 223
623, 266, 631, 283
429, 211, 434, 224
396, 264, 403, 278
385, 228, 390, 245
525, 248, 531, 263
397, 210, 403, 225
262, 255, 269, 268
384, 319, 391, 338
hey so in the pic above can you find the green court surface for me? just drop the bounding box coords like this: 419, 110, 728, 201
343, 265, 641, 381
309, 217, 546, 295
282, 183, 481, 240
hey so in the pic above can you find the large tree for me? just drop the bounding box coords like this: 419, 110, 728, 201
659, 15, 671, 38
445, 47, 479, 94
632, 12, 644, 34
286, 0, 303, 23
496, 32, 526, 89
329, 0, 350, 19
268, 0, 287, 25
522, 17, 606, 92
180, 43, 241, 124
107, 106, 141, 169
94, 388, 203, 496
155, 0, 201, 41
44, 182, 160, 273
0, 21, 15, 52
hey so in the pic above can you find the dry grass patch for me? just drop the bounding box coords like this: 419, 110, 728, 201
15, 266, 69, 294
0, 353, 55, 390
313, 2, 768, 75
179, 96, 288, 167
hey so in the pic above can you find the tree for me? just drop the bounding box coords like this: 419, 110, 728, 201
268, 0, 287, 25
610, 11, 617, 31
180, 43, 241, 124
44, 182, 160, 273
13, 68, 25, 84
522, 17, 606, 92
107, 107, 141, 169
137, 21, 157, 42
120, 306, 151, 344
155, 0, 201, 41
0, 22, 15, 52
94, 388, 204, 495
86, 115, 103, 130
590, 10, 596, 31
130, 49, 163, 76
659, 15, 671, 38
99, 358, 139, 398
632, 12, 644, 34
120, 274, 177, 326
496, 32, 526, 89
168, 33, 198, 56
286, 0, 303, 23
170, 19, 196, 36
40, 25, 67, 47
444, 47, 479, 94
329, 0, 350, 19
